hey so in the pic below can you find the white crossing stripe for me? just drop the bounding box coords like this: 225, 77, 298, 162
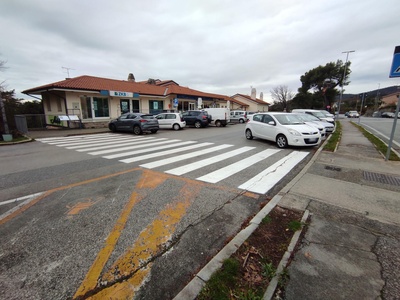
197, 148, 281, 183
139, 144, 233, 169
165, 146, 255, 176
104, 141, 197, 159
36, 133, 114, 142
44, 135, 123, 145
238, 151, 309, 194
74, 137, 161, 151
89, 139, 181, 155
120, 142, 214, 163
66, 136, 151, 149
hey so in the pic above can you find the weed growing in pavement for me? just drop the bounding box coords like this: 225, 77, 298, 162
278, 268, 290, 288
288, 220, 302, 232
198, 258, 239, 300
351, 122, 400, 161
236, 289, 263, 300
261, 261, 276, 279
261, 215, 272, 224
324, 121, 341, 152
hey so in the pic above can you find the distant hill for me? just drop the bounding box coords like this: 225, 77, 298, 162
339, 85, 399, 101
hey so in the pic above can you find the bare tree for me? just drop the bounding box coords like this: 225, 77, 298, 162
270, 85, 294, 112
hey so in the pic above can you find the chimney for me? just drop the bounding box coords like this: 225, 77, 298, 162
251, 87, 256, 100
260, 92, 263, 100
127, 73, 135, 82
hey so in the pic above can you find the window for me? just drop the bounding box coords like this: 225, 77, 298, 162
253, 114, 263, 122
80, 96, 92, 119
262, 114, 274, 124
132, 100, 140, 113
93, 97, 109, 118
120, 99, 130, 113
57, 98, 62, 112
149, 100, 163, 114
166, 114, 176, 119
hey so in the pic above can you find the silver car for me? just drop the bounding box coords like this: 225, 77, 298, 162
155, 112, 186, 130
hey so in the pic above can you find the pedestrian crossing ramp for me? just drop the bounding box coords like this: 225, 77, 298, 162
36, 133, 310, 194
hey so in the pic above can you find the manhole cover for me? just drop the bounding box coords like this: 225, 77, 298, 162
363, 171, 400, 186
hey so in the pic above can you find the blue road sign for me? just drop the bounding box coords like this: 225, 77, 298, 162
389, 46, 400, 78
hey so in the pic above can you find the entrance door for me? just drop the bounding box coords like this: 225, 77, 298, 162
189, 102, 195, 110
120, 99, 130, 114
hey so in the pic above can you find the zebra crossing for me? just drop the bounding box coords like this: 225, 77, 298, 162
36, 133, 310, 194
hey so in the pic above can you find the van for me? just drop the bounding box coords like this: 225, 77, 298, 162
230, 110, 247, 123
203, 108, 230, 127
291, 109, 335, 124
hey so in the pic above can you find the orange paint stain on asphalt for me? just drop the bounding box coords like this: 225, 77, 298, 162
66, 198, 98, 217
1, 167, 141, 226
87, 183, 201, 299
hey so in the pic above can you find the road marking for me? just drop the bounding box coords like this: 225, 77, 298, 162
74, 171, 200, 299
120, 142, 213, 163
166, 146, 255, 176
139, 144, 233, 169
89, 139, 181, 155
239, 151, 309, 194
36, 133, 114, 142
71, 137, 158, 150
197, 148, 281, 183
0, 167, 142, 225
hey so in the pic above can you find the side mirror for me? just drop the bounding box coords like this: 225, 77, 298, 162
268, 121, 276, 126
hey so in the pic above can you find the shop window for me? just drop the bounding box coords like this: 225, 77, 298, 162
149, 100, 163, 114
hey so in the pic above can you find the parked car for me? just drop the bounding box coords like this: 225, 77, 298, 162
109, 113, 159, 135
230, 110, 248, 123
319, 110, 334, 118
182, 110, 209, 128
155, 112, 186, 130
203, 108, 230, 127
381, 112, 395, 118
291, 109, 335, 124
372, 111, 381, 118
347, 111, 360, 118
245, 112, 321, 148
293, 113, 335, 138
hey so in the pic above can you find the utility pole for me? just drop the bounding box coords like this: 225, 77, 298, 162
337, 50, 355, 119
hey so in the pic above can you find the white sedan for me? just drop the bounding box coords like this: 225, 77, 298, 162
245, 112, 321, 148
155, 112, 186, 130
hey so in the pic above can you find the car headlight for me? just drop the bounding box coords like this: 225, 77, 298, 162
288, 129, 301, 136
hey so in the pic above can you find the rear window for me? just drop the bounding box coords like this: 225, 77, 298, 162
141, 115, 155, 120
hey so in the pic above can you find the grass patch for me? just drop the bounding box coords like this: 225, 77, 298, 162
288, 220, 302, 232
351, 122, 400, 161
198, 258, 240, 300
323, 121, 341, 152
261, 215, 272, 225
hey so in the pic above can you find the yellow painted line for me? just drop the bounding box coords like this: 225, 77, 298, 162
87, 264, 152, 300
86, 182, 201, 299
0, 167, 141, 225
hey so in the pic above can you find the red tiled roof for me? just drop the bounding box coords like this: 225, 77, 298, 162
233, 93, 270, 105
22, 75, 226, 100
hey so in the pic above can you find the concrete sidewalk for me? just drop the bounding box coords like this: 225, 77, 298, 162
279, 118, 400, 299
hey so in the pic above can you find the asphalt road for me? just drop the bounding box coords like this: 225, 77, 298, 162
0, 124, 317, 299
356, 116, 400, 153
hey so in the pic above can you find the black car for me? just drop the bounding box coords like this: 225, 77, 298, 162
108, 113, 159, 135
182, 110, 210, 128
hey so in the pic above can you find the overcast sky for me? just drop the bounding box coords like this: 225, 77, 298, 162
1, 0, 399, 102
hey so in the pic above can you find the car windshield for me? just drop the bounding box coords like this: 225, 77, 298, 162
274, 114, 304, 125
295, 113, 319, 122
310, 111, 326, 118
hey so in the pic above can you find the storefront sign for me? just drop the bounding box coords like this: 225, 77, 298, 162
110, 91, 134, 97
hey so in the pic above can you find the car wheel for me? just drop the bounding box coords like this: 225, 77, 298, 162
194, 121, 202, 128
173, 123, 180, 131
109, 124, 116, 132
239, 119, 245, 123
150, 129, 158, 134
245, 129, 253, 140
215, 120, 221, 127
276, 134, 288, 148
133, 125, 142, 135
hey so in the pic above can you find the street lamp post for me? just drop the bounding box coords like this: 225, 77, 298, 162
336, 50, 355, 119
